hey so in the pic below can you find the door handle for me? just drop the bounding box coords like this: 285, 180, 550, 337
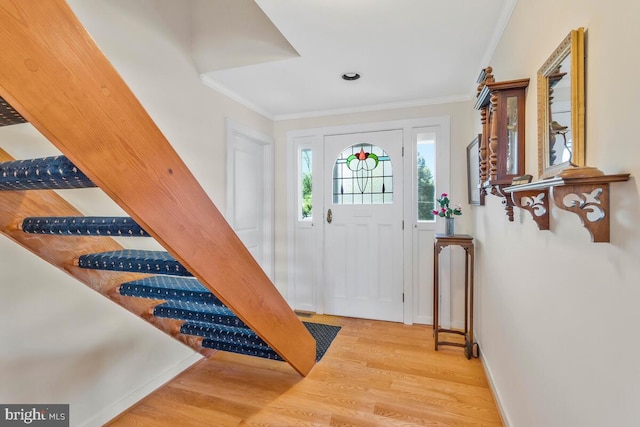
326, 208, 332, 224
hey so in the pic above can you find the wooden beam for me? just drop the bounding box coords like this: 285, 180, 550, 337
0, 0, 315, 375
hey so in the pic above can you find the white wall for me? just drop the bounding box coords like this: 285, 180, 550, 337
68, 0, 274, 212
0, 1, 273, 426
475, 0, 640, 426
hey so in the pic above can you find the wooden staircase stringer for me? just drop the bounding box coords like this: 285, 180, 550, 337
0, 0, 315, 375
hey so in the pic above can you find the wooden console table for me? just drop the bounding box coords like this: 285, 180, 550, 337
433, 234, 478, 359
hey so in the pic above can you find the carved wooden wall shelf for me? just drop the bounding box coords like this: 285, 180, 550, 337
504, 173, 630, 242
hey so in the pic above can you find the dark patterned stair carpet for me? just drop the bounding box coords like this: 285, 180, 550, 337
182, 319, 341, 362
0, 155, 95, 190
202, 340, 282, 360
77, 250, 192, 276
181, 321, 273, 349
22, 216, 149, 237
122, 277, 342, 361
119, 276, 222, 305
303, 322, 342, 362
0, 96, 27, 127
153, 300, 246, 327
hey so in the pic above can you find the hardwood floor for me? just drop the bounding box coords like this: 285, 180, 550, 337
107, 315, 503, 426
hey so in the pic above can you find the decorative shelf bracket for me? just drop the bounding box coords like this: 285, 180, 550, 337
492, 185, 516, 222
551, 184, 609, 242
504, 173, 630, 243
510, 189, 550, 230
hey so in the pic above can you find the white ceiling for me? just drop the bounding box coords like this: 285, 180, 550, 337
198, 0, 517, 120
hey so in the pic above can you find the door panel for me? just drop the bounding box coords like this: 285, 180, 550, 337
323, 130, 403, 322
227, 120, 274, 281
232, 134, 264, 266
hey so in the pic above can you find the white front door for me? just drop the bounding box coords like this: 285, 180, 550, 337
323, 130, 404, 322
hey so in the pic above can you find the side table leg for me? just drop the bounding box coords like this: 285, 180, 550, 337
464, 248, 469, 338
465, 246, 477, 359
469, 246, 475, 356
433, 242, 440, 350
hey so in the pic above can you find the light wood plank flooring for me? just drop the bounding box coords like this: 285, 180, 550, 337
107, 315, 503, 426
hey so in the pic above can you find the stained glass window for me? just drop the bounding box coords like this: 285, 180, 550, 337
332, 143, 393, 204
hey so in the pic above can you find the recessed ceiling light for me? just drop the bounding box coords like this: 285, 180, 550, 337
342, 72, 361, 81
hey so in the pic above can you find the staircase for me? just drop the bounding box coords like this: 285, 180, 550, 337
0, 1, 315, 375
18, 214, 290, 361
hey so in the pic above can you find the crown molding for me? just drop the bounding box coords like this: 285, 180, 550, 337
202, 76, 475, 122
470, 0, 520, 95
273, 95, 473, 121
200, 74, 275, 121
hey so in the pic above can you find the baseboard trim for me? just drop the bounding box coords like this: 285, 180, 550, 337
413, 315, 432, 326
79, 352, 204, 427
478, 340, 512, 427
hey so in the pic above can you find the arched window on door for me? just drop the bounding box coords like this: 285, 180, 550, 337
332, 143, 393, 205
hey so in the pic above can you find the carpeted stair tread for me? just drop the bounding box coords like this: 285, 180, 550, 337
0, 96, 27, 127
201, 340, 282, 361
180, 319, 342, 362
77, 250, 192, 276
0, 155, 95, 190
153, 300, 246, 327
181, 321, 270, 349
22, 216, 149, 237
119, 276, 222, 304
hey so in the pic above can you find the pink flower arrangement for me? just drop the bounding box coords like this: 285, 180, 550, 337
432, 193, 462, 218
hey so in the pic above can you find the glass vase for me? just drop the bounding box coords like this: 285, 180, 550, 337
445, 217, 455, 236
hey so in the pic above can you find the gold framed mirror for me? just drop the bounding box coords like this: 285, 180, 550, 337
537, 27, 585, 178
